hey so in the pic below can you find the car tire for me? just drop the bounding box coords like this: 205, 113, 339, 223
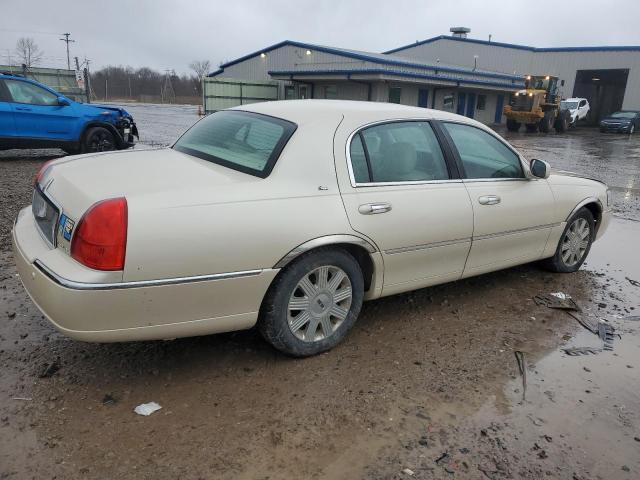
258, 248, 364, 357
541, 207, 595, 273
83, 127, 116, 153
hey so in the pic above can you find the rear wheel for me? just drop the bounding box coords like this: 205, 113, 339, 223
525, 123, 539, 133
506, 119, 520, 132
542, 208, 594, 273
258, 248, 364, 357
83, 127, 116, 153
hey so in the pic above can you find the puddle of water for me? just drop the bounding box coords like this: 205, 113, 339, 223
471, 217, 640, 478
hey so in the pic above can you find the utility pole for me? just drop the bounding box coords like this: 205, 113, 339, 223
83, 57, 94, 103
161, 69, 176, 104
59, 33, 75, 70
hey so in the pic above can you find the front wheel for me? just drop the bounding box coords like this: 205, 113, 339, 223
506, 119, 520, 132
541, 208, 594, 273
539, 113, 553, 133
83, 127, 116, 153
259, 248, 364, 357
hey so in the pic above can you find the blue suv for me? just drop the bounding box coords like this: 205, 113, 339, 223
0, 73, 137, 154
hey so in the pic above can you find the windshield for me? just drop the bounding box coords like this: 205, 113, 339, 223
609, 111, 636, 119
173, 110, 297, 178
561, 101, 579, 110
527, 77, 549, 90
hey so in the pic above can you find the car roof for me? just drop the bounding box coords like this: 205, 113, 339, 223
234, 99, 478, 127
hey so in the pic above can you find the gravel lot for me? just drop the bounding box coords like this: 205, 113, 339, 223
1, 104, 639, 479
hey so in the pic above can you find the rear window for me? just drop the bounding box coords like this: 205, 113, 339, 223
173, 110, 297, 178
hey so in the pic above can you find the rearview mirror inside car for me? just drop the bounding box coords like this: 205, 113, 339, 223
530, 158, 550, 179
57, 96, 70, 106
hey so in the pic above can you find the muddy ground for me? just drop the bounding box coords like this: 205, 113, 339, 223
1, 105, 639, 479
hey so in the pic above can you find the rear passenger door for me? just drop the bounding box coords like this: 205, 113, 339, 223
336, 120, 474, 297
439, 122, 555, 277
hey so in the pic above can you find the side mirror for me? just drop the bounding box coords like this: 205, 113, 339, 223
57, 96, 70, 106
530, 158, 550, 179
561, 79, 565, 86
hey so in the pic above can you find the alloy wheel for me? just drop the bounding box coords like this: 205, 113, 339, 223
561, 217, 591, 267
88, 131, 114, 152
287, 265, 352, 342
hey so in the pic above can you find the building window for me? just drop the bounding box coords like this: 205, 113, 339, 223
284, 86, 296, 100
323, 85, 338, 99
388, 87, 401, 104
476, 94, 486, 111
443, 94, 454, 110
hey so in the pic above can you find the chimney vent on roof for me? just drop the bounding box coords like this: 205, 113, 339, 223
450, 27, 471, 38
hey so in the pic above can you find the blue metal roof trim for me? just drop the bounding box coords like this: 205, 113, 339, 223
208, 40, 523, 81
384, 35, 640, 54
268, 69, 525, 90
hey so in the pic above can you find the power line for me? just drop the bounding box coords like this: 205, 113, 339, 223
59, 32, 75, 70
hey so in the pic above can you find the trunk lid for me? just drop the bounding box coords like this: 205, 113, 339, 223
41, 147, 262, 223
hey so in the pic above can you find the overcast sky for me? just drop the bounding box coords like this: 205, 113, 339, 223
2, 0, 639, 74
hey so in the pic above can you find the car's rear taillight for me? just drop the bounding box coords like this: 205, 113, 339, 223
35, 159, 55, 185
71, 198, 128, 271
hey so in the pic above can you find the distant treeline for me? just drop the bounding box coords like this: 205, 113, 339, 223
90, 66, 202, 103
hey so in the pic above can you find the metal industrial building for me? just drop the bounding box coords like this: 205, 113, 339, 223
207, 28, 640, 124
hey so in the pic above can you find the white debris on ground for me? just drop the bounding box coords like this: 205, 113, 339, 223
134, 401, 162, 416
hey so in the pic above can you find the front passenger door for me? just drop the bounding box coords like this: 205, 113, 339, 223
4, 79, 76, 141
440, 122, 555, 277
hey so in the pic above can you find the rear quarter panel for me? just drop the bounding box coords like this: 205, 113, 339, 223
123, 115, 354, 281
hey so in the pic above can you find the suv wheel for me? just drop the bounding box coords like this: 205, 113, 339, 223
259, 248, 364, 357
542, 207, 595, 273
83, 127, 116, 153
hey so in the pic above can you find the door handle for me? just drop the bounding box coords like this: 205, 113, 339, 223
14, 106, 32, 111
358, 203, 392, 215
478, 195, 501, 205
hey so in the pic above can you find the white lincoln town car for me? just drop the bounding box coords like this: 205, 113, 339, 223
13, 100, 610, 356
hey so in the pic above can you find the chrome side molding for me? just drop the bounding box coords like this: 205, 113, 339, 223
34, 260, 262, 291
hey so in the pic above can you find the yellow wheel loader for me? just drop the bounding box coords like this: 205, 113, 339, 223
503, 75, 571, 133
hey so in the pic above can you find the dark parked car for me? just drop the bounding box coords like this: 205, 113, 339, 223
0, 72, 137, 153
599, 111, 640, 134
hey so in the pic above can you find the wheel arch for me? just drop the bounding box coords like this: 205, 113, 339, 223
567, 197, 603, 235
272, 235, 378, 293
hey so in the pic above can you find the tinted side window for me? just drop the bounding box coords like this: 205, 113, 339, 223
4, 79, 58, 106
0, 80, 9, 102
443, 122, 524, 179
349, 134, 370, 183
351, 122, 449, 183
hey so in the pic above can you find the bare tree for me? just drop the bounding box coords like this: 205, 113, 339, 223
15, 37, 43, 68
189, 60, 211, 79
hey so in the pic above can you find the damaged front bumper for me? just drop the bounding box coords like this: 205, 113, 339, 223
116, 117, 139, 148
